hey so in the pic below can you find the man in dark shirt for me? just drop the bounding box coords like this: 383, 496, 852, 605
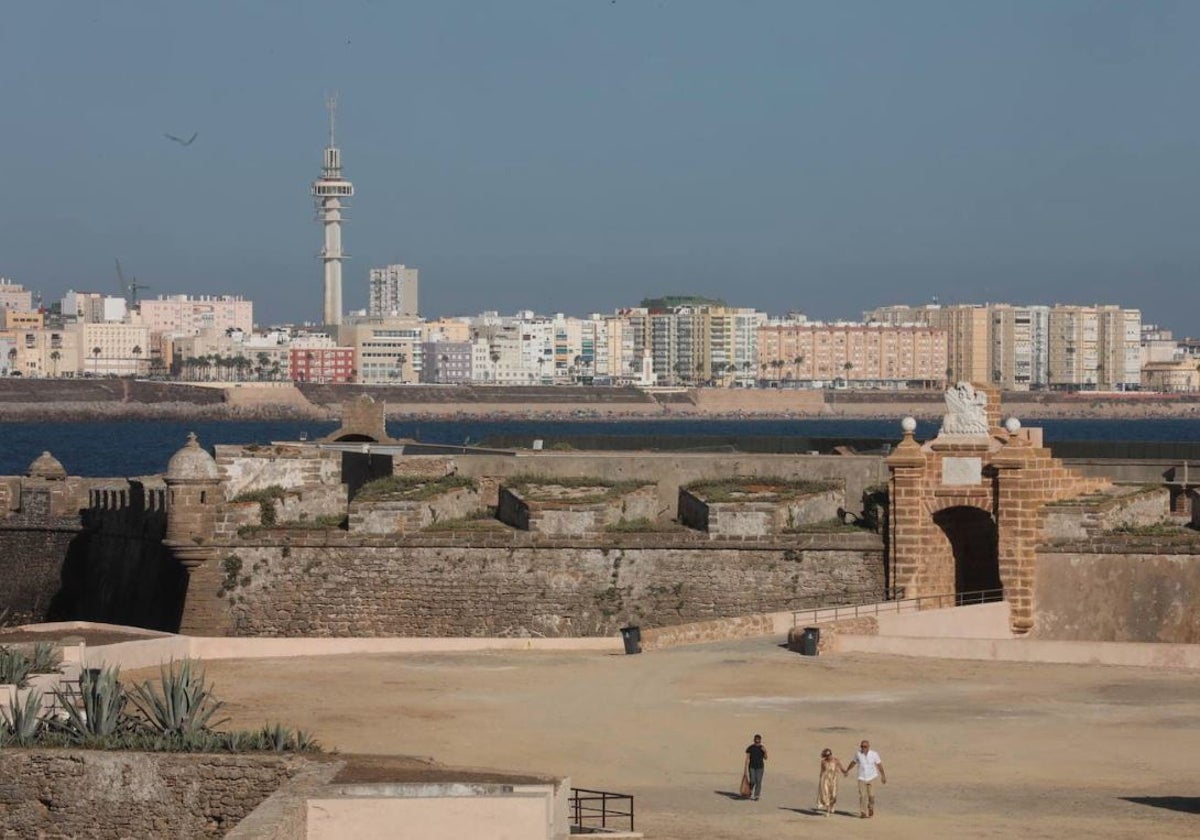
743, 734, 768, 800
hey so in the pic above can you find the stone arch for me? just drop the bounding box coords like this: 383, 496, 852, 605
932, 505, 1002, 599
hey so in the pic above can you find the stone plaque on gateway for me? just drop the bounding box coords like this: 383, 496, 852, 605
942, 456, 983, 486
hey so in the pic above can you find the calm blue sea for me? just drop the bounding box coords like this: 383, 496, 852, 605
1, 417, 1198, 477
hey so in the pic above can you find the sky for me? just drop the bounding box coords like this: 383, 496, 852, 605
1, 1, 1198, 333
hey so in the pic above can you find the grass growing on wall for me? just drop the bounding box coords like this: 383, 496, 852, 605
504, 475, 652, 504
230, 485, 288, 526
685, 477, 840, 503
355, 475, 476, 502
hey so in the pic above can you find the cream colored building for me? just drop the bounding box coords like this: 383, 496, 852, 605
1141, 359, 1200, 392
0, 278, 34, 314
339, 317, 423, 384
138, 295, 253, 335
757, 322, 947, 388
75, 322, 152, 376
1, 325, 80, 378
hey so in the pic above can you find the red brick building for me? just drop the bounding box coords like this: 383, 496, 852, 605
289, 347, 355, 384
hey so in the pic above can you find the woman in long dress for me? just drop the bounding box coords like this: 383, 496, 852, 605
817, 748, 846, 816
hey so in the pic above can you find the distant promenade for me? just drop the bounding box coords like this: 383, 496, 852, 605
1, 378, 1199, 423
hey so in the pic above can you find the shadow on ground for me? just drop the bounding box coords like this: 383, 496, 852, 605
1122, 796, 1200, 814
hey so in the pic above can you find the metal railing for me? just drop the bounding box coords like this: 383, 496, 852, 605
570, 787, 635, 833
791, 588, 1004, 627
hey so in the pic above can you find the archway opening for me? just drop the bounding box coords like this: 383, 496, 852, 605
932, 506, 1001, 601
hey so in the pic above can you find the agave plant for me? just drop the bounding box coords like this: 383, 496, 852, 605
0, 647, 32, 688
0, 689, 44, 745
50, 666, 131, 742
27, 643, 63, 675
128, 659, 227, 737
260, 722, 295, 752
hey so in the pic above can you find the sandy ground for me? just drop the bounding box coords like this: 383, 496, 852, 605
166, 640, 1200, 839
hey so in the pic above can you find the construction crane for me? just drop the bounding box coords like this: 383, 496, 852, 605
114, 258, 151, 308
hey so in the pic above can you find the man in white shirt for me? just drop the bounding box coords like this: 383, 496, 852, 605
844, 738, 886, 818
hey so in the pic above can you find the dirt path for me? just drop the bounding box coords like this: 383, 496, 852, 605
177, 640, 1200, 839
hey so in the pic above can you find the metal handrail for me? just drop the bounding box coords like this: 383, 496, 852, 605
570, 787, 635, 833
791, 588, 1004, 627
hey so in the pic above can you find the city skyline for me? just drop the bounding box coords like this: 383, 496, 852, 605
1, 2, 1198, 333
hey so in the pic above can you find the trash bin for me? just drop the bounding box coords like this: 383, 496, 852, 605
800, 627, 820, 656
619, 625, 642, 655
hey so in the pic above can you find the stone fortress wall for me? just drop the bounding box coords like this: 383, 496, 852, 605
0, 442, 889, 637
1, 386, 1197, 642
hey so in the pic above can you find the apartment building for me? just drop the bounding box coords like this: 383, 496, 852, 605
0, 278, 34, 313
367, 264, 420, 318
757, 322, 947, 388
419, 341, 472, 384
0, 325, 78, 378
339, 317, 423, 384
62, 291, 127, 324
1047, 305, 1140, 391
139, 295, 253, 335
989, 305, 1050, 390
76, 322, 152, 376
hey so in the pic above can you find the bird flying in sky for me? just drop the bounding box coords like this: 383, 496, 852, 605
164, 131, 198, 146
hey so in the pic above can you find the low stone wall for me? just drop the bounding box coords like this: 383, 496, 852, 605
498, 485, 658, 536
1034, 540, 1200, 643
202, 532, 885, 637
1041, 485, 1171, 542
350, 487, 482, 534
679, 488, 844, 537
0, 750, 307, 837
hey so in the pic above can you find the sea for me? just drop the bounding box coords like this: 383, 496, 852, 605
1, 417, 1199, 477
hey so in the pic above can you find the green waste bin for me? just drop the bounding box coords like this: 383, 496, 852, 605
620, 626, 642, 655
800, 627, 820, 656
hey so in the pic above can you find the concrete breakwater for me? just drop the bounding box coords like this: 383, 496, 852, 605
2, 379, 1199, 422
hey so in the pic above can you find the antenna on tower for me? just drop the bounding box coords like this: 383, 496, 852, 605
326, 93, 338, 148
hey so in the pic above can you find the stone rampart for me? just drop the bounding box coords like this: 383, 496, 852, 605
0, 750, 305, 837
209, 532, 884, 637
1034, 539, 1200, 643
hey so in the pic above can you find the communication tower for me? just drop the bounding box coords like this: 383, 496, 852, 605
312, 95, 354, 327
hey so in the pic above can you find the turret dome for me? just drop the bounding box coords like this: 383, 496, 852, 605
166, 433, 220, 481
26, 451, 67, 480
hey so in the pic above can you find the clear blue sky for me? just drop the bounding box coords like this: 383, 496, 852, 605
2, 1, 1197, 334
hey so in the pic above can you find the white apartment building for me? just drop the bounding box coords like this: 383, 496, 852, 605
0, 278, 34, 314
367, 264, 420, 318
1047, 305, 1141, 391
139, 295, 253, 335
62, 290, 127, 324
989, 305, 1050, 390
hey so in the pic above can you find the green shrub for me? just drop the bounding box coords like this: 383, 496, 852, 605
232, 485, 287, 526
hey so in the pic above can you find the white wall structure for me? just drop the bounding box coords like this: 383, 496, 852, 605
312, 97, 354, 327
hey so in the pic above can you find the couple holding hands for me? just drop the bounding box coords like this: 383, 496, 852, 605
742, 735, 886, 819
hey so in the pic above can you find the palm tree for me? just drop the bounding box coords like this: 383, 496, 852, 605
91, 346, 102, 376
131, 345, 142, 377
792, 355, 805, 381
49, 350, 61, 377
256, 352, 271, 381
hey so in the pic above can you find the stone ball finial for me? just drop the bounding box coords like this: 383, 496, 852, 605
27, 451, 67, 480
1004, 417, 1021, 435
166, 432, 220, 481
900, 416, 918, 434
